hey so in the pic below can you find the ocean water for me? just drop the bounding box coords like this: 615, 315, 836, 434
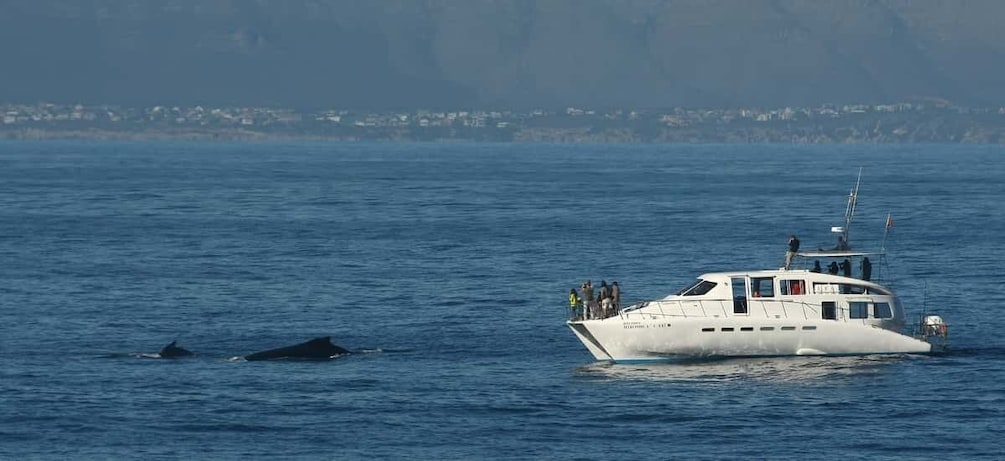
1, 141, 1004, 460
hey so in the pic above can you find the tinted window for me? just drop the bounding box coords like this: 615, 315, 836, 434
731, 278, 746, 298
674, 280, 702, 295
751, 277, 775, 297
732, 277, 748, 314
680, 280, 717, 296
849, 302, 868, 319
822, 301, 837, 320
874, 302, 893, 319
780, 280, 805, 296
868, 286, 891, 295
843, 284, 866, 294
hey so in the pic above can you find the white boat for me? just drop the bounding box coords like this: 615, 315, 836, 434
567, 173, 949, 363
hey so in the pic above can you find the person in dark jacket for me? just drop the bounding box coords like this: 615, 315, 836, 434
861, 257, 872, 281
611, 281, 621, 309
828, 261, 840, 275
784, 235, 800, 269
840, 258, 852, 277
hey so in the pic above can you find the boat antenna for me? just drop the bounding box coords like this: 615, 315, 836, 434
877, 211, 894, 281
880, 212, 894, 254
842, 168, 862, 247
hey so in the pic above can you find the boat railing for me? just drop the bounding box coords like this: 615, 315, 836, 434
575, 297, 873, 323
614, 298, 833, 321
615, 299, 726, 319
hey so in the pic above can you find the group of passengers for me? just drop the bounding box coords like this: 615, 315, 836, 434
810, 256, 872, 281
568, 280, 620, 320
788, 234, 873, 281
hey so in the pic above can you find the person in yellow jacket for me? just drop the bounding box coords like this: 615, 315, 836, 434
568, 288, 581, 320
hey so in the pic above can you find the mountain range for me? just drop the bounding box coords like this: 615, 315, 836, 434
2, 0, 1003, 110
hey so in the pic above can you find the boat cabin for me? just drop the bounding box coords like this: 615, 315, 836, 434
647, 261, 906, 330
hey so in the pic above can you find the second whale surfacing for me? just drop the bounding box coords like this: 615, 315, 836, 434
158, 340, 194, 358
244, 336, 350, 361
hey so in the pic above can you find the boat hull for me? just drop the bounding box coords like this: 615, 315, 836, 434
568, 317, 932, 362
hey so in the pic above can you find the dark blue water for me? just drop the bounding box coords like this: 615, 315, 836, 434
2, 141, 1004, 460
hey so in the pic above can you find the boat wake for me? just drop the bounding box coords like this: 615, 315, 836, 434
576, 355, 905, 383
933, 346, 1005, 359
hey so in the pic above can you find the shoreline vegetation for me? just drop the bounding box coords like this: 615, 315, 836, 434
3, 102, 1004, 143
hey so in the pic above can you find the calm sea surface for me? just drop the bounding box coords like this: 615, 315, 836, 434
2, 141, 1004, 460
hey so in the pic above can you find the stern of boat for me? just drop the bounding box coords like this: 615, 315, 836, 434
914, 314, 950, 353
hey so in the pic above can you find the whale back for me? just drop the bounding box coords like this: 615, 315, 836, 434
244, 336, 349, 361
159, 340, 194, 358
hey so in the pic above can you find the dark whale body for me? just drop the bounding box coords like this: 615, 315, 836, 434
244, 336, 350, 361
159, 340, 194, 358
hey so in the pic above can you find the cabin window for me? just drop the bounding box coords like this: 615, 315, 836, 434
813, 283, 840, 294
780, 279, 805, 296
822, 301, 837, 320
732, 277, 748, 314
868, 286, 891, 295
874, 302, 893, 319
842, 284, 866, 294
840, 285, 891, 295
849, 302, 868, 319
750, 277, 775, 298
677, 279, 718, 296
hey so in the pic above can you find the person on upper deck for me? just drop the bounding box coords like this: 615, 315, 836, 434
861, 257, 872, 281
828, 261, 840, 274
840, 258, 852, 277
811, 260, 822, 273
834, 235, 849, 251
784, 234, 800, 269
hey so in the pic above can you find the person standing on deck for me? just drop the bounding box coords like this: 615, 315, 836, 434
569, 288, 581, 320
861, 257, 872, 281
611, 281, 621, 310
784, 235, 800, 269
582, 281, 594, 319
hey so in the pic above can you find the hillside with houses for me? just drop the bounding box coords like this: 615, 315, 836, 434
4, 101, 1004, 143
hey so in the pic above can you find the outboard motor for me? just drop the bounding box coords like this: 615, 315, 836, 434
920, 314, 949, 351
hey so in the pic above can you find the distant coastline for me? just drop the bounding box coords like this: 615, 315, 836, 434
3, 102, 1004, 143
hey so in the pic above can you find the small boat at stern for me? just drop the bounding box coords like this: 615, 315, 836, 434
566, 172, 949, 363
